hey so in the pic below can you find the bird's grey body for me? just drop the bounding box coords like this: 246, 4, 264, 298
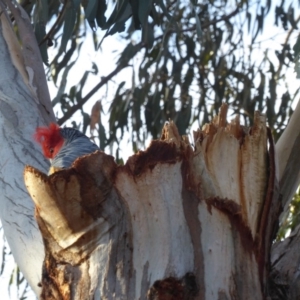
50, 128, 99, 169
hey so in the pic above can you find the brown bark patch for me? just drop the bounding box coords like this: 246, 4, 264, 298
125, 140, 179, 176
148, 273, 198, 300
206, 197, 254, 253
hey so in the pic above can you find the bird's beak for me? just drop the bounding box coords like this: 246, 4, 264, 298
48, 166, 62, 175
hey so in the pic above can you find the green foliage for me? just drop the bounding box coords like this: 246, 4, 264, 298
277, 189, 300, 241
33, 0, 49, 64
293, 34, 300, 78
17, 0, 299, 149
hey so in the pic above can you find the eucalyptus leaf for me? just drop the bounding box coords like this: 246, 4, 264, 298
85, 0, 98, 23
58, 5, 77, 55
34, 22, 49, 65
39, 0, 49, 22
118, 43, 141, 65
190, 1, 202, 40
104, 1, 131, 29
106, 20, 127, 36
138, 0, 152, 25
96, 0, 107, 28
293, 34, 300, 57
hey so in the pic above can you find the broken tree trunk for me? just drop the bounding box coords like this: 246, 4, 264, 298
24, 104, 281, 300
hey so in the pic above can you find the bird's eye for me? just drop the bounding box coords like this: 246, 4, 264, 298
49, 148, 54, 154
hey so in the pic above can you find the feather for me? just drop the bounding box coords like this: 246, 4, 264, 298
34, 123, 60, 144
34, 123, 64, 159
34, 123, 99, 169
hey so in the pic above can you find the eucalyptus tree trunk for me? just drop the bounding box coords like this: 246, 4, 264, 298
0, 0, 54, 295
24, 104, 281, 300
269, 99, 300, 300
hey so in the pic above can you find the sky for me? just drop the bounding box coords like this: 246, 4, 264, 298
1, 1, 300, 299
48, 30, 143, 162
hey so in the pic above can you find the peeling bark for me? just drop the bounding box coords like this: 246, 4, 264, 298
24, 104, 281, 299
270, 226, 300, 300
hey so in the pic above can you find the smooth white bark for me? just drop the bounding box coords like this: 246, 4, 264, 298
0, 1, 54, 294
276, 99, 300, 219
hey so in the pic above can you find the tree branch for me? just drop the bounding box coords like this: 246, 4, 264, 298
38, 0, 69, 47
57, 64, 129, 125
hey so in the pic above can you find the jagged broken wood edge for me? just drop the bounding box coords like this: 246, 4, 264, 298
24, 152, 134, 299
